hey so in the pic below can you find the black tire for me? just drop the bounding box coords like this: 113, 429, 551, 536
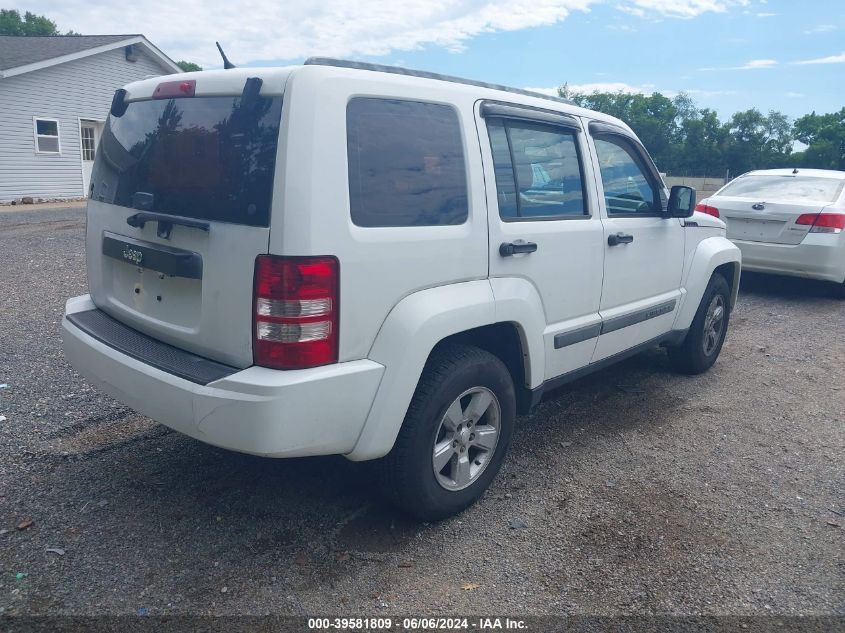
667, 274, 731, 375
377, 343, 515, 521
832, 280, 845, 300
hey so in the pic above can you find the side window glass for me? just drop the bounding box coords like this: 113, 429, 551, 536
487, 119, 587, 220
593, 136, 659, 215
347, 98, 468, 227
488, 121, 518, 219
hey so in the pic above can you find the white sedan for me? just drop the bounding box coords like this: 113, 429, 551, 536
697, 168, 845, 297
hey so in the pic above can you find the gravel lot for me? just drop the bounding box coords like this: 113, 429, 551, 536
0, 206, 842, 618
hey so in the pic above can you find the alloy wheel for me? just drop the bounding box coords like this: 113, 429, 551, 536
702, 294, 726, 357
432, 387, 501, 491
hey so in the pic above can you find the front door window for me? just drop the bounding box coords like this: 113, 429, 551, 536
593, 135, 660, 216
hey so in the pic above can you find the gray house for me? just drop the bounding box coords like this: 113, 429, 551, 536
0, 35, 181, 203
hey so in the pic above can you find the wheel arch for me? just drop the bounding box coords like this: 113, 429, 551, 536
674, 236, 741, 331
345, 280, 540, 461
434, 322, 534, 414
713, 260, 741, 309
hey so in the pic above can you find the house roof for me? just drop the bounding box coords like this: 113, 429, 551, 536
0, 35, 181, 77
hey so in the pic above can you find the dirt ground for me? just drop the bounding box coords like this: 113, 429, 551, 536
0, 206, 842, 620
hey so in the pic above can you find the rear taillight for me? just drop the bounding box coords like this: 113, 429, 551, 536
253, 255, 339, 370
796, 213, 845, 233
694, 203, 720, 218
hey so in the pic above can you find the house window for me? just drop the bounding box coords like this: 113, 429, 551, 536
34, 118, 61, 154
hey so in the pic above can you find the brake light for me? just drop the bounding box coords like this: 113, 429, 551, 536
253, 255, 339, 369
152, 79, 196, 99
796, 213, 845, 233
694, 203, 720, 218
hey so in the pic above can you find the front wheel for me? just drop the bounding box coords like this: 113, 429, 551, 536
377, 344, 515, 521
667, 274, 731, 375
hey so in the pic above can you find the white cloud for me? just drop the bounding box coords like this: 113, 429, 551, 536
756, 12, 776, 17
526, 81, 657, 96
685, 88, 737, 96
786, 92, 805, 98
20, 0, 598, 67
527, 82, 737, 98
792, 51, 845, 65
22, 0, 756, 67
625, 0, 749, 19
803, 24, 837, 34
731, 58, 778, 69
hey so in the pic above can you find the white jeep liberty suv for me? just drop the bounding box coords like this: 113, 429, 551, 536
63, 59, 741, 520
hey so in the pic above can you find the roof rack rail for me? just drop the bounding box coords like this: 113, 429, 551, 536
303, 57, 574, 106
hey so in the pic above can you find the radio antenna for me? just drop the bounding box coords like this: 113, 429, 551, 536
216, 41, 236, 69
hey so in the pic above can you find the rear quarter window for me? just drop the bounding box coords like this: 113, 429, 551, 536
346, 98, 468, 227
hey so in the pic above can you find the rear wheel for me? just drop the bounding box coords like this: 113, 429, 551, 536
668, 274, 731, 375
378, 344, 515, 521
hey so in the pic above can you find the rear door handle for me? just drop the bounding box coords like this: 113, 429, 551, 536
499, 241, 538, 257
608, 232, 634, 246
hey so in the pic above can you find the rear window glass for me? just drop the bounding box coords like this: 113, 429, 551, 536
347, 98, 468, 227
92, 95, 283, 227
719, 175, 845, 204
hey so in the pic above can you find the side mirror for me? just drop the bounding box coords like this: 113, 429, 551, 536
668, 185, 695, 218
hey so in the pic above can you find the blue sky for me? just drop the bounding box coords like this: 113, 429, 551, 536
350, 0, 845, 120
28, 0, 845, 120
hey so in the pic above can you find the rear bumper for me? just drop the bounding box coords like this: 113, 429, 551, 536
62, 295, 385, 458
732, 234, 845, 284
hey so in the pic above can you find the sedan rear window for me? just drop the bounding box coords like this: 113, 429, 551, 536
719, 175, 845, 204
92, 95, 283, 227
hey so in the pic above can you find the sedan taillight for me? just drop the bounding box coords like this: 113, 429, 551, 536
796, 213, 845, 233
253, 255, 339, 369
694, 203, 720, 218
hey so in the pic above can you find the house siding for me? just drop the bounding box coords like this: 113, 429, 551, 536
0, 47, 174, 202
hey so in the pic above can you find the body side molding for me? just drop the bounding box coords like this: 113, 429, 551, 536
554, 323, 601, 349
531, 329, 688, 408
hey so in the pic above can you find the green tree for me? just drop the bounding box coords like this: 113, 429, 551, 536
676, 108, 727, 175
176, 60, 202, 72
0, 8, 76, 35
560, 88, 691, 173
560, 81, 803, 176
722, 108, 793, 175
559, 85, 678, 169
791, 108, 845, 170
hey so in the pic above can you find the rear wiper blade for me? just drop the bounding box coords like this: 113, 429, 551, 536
126, 212, 209, 240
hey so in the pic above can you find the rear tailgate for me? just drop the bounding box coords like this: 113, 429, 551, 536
717, 197, 826, 245
87, 204, 269, 368
86, 69, 290, 368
